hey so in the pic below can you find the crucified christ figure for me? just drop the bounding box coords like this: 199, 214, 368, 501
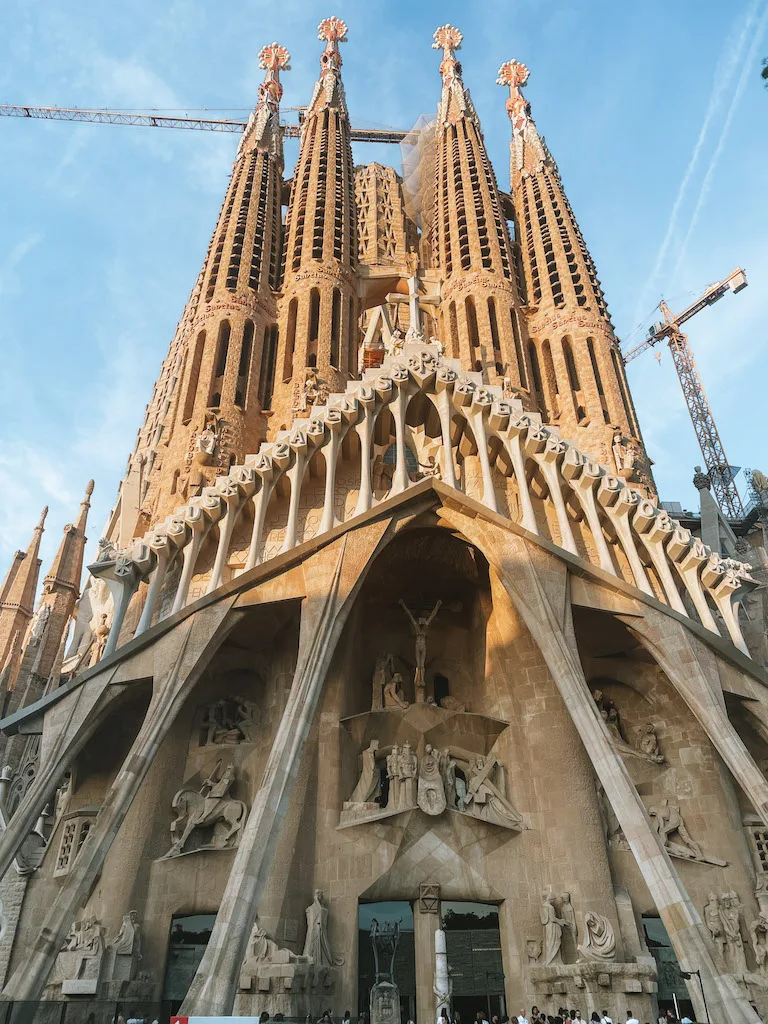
399, 599, 442, 703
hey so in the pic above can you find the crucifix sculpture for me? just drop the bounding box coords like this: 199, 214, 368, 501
399, 599, 442, 703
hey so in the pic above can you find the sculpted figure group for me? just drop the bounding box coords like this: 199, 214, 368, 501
538, 893, 616, 967
342, 740, 522, 831
591, 690, 664, 765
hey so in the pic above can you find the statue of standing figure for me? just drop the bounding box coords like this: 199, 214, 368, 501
540, 893, 566, 965
303, 889, 342, 967
399, 599, 442, 703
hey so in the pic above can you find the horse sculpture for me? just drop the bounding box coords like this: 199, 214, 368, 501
166, 761, 248, 857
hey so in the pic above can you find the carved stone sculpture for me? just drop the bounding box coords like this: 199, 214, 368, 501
246, 918, 281, 963
349, 739, 380, 804
592, 688, 628, 742
560, 892, 578, 943
52, 915, 106, 994
384, 672, 409, 709
750, 910, 768, 973
399, 742, 418, 808
104, 910, 143, 988
399, 598, 442, 703
526, 938, 542, 964
635, 724, 664, 763
540, 892, 566, 966
704, 891, 748, 975
195, 416, 219, 465
577, 911, 616, 962
202, 697, 257, 745
464, 755, 523, 830
165, 761, 247, 857
649, 798, 726, 866
386, 744, 402, 810
109, 911, 140, 957
704, 892, 727, 958
89, 612, 111, 666
303, 889, 342, 967
27, 602, 51, 644
720, 891, 748, 976
372, 652, 396, 710
418, 744, 447, 815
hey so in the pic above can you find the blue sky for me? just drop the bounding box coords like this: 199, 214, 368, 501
1, 0, 766, 576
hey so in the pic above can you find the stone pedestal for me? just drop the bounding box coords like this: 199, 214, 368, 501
370, 980, 401, 1024
529, 959, 657, 1019
234, 957, 338, 1018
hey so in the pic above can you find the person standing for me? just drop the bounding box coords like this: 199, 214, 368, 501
626, 1011, 640, 1024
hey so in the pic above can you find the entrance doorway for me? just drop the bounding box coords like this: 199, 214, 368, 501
443, 901, 506, 1023
359, 901, 416, 1023
642, 915, 694, 1019
162, 913, 216, 1014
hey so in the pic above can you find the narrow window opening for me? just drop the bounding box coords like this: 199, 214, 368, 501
307, 288, 321, 368
283, 298, 298, 382
330, 289, 341, 369
488, 298, 502, 366
258, 324, 279, 410
182, 330, 206, 425
235, 320, 254, 408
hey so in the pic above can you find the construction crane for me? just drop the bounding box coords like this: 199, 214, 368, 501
623, 268, 748, 518
0, 104, 410, 144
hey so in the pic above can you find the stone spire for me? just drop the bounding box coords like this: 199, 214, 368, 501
116, 43, 291, 533
498, 60, 652, 487
430, 27, 530, 389
7, 482, 94, 717
0, 508, 46, 693
270, 17, 358, 431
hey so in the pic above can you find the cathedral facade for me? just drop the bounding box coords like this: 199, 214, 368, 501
1, 18, 768, 1024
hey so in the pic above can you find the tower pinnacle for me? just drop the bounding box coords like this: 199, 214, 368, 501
307, 17, 348, 116
432, 24, 463, 81
430, 25, 529, 385
237, 42, 291, 160
496, 60, 530, 133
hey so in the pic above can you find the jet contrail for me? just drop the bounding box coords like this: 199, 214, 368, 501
672, 0, 768, 279
634, 0, 760, 322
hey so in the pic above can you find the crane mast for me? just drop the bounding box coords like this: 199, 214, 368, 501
623, 268, 747, 519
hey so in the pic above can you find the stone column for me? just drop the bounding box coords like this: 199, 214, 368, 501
1, 600, 237, 1011
437, 507, 761, 1024
181, 517, 395, 1016
414, 900, 438, 1024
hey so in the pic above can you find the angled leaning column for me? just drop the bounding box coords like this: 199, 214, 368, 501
181, 515, 396, 1015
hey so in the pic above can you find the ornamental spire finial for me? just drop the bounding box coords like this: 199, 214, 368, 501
432, 25, 463, 83
256, 41, 291, 110
317, 16, 347, 73
36, 506, 48, 531
497, 59, 531, 134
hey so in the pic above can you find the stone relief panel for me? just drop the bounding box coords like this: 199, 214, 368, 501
199, 696, 258, 746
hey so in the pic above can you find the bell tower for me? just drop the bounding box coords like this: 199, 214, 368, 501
269, 17, 358, 431
431, 26, 530, 391
124, 42, 290, 531
498, 60, 652, 484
